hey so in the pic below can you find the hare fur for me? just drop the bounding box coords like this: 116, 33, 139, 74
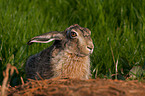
25, 24, 94, 79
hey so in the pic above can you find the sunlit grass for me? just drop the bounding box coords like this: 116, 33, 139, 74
1, 0, 145, 85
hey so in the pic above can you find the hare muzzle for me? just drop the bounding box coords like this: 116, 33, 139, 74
87, 46, 94, 54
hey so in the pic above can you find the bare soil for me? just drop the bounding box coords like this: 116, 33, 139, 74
3, 78, 145, 96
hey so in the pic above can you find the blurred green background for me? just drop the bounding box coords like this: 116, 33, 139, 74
1, 0, 145, 85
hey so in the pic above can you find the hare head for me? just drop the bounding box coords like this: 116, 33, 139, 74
27, 24, 94, 57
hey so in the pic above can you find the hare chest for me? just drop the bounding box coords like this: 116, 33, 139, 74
51, 51, 91, 79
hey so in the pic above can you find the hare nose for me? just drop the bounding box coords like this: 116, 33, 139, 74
87, 46, 93, 50
87, 45, 94, 53
87, 42, 94, 53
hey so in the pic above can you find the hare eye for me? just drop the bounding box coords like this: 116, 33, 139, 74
70, 32, 77, 37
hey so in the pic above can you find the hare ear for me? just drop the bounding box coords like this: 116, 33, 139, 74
27, 31, 64, 45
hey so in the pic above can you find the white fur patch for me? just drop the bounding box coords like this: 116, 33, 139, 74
30, 38, 55, 43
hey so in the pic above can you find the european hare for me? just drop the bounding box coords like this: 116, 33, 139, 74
26, 24, 94, 79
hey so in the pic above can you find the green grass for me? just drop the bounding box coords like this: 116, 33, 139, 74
1, 0, 145, 85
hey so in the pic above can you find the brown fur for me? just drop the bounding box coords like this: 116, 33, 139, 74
25, 24, 94, 79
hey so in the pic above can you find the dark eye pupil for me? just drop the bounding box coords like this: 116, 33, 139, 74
71, 32, 77, 37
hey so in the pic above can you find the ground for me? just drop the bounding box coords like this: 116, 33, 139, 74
3, 77, 145, 96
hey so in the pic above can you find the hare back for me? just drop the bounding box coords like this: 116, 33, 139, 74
25, 47, 54, 79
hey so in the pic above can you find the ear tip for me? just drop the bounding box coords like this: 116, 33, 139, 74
27, 40, 33, 45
